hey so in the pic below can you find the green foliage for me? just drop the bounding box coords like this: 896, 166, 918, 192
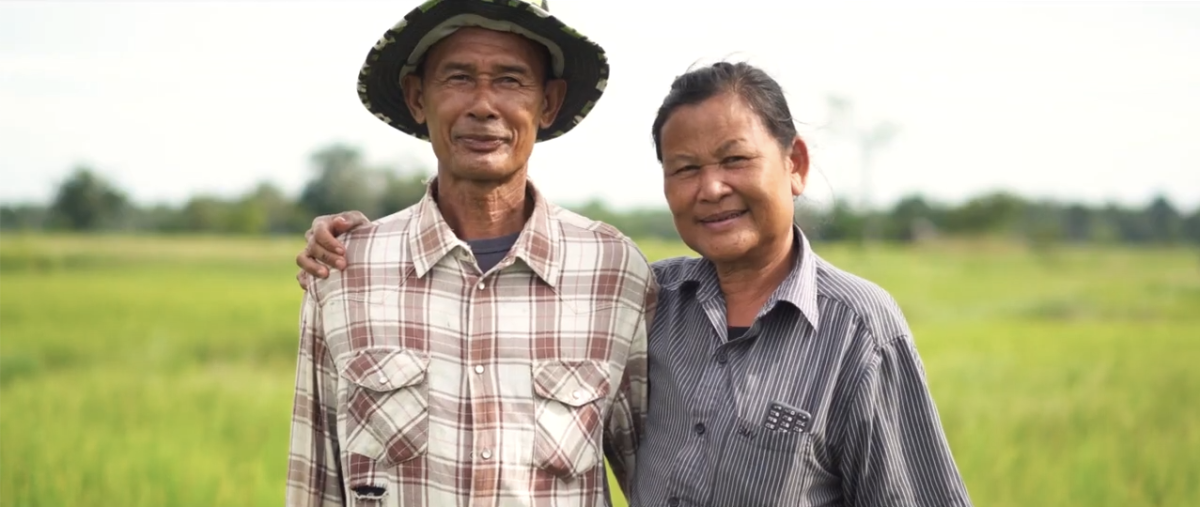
3, 144, 1198, 248
1, 235, 1198, 506
46, 166, 131, 231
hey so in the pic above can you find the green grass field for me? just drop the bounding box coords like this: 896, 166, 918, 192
2, 234, 1198, 506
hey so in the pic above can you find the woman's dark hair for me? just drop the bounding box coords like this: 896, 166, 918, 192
651, 61, 798, 161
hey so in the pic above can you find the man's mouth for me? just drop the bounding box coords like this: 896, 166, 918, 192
698, 210, 747, 224
457, 135, 507, 151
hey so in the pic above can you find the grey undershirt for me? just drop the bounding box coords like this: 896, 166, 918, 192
466, 232, 520, 273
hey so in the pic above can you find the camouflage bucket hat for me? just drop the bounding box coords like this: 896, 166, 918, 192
357, 0, 609, 142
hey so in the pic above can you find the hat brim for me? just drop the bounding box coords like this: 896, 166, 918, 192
357, 0, 609, 142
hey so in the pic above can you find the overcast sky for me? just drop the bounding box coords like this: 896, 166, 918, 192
2, 0, 1198, 212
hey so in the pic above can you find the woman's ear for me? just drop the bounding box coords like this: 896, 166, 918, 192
788, 135, 810, 196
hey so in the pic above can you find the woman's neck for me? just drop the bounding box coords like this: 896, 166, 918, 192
715, 231, 796, 327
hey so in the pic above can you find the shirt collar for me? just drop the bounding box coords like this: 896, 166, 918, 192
408, 177, 562, 286
679, 224, 820, 331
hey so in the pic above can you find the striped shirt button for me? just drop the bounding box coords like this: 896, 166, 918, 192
667, 497, 680, 507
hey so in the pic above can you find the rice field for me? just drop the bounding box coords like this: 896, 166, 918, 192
1, 234, 1197, 506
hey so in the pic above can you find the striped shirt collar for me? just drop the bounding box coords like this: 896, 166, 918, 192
408, 177, 562, 286
670, 224, 820, 331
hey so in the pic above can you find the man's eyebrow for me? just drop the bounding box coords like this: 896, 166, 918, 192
494, 63, 533, 76
437, 61, 476, 74
435, 61, 534, 76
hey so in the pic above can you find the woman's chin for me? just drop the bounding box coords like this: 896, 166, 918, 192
689, 234, 755, 264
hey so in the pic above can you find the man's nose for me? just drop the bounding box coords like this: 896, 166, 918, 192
466, 81, 500, 121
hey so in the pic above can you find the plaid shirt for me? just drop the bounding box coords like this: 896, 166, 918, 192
286, 181, 657, 507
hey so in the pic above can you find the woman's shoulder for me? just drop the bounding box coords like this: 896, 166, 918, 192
812, 254, 912, 345
650, 255, 705, 287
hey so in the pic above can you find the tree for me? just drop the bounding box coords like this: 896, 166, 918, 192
48, 166, 131, 231
944, 191, 1025, 236
885, 194, 940, 242
1062, 204, 1093, 242
235, 182, 305, 234
811, 198, 864, 242
823, 95, 900, 243
0, 205, 48, 231
178, 195, 231, 233
1145, 194, 1182, 243
1183, 208, 1200, 245
378, 172, 430, 217
298, 144, 388, 219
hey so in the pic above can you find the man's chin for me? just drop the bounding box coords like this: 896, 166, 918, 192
445, 159, 521, 183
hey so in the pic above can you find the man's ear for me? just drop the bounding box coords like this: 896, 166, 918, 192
788, 135, 810, 197
401, 74, 426, 125
539, 78, 567, 129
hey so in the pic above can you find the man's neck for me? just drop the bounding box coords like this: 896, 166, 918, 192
435, 173, 531, 241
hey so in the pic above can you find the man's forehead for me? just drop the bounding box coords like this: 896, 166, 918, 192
424, 28, 549, 71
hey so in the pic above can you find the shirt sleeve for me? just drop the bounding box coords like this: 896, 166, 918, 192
836, 333, 974, 507
603, 272, 659, 496
285, 287, 346, 507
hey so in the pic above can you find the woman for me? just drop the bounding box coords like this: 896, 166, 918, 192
295, 62, 972, 506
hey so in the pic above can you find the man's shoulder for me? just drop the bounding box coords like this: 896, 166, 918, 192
339, 207, 417, 258
311, 208, 417, 300
549, 204, 652, 275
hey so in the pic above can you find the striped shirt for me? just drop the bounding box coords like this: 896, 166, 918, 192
631, 226, 972, 507
286, 181, 657, 507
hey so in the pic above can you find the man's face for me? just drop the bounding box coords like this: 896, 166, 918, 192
402, 27, 566, 184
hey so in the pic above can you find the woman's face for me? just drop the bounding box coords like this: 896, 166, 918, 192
659, 92, 809, 264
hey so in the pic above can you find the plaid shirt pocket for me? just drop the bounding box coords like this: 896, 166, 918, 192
341, 347, 430, 466
531, 359, 611, 478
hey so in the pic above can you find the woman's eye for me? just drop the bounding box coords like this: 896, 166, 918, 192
723, 156, 749, 165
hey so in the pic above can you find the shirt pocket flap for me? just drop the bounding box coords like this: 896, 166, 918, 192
341, 348, 429, 392
532, 360, 611, 407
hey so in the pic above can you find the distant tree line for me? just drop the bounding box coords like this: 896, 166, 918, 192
2, 143, 1198, 246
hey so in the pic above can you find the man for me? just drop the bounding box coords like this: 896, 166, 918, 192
285, 1, 657, 506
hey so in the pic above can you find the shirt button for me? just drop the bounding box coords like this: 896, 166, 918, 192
694, 423, 706, 435
667, 497, 680, 507
477, 282, 486, 290
572, 390, 586, 400
480, 448, 492, 460
377, 375, 387, 384
715, 350, 728, 365
738, 426, 751, 437
474, 365, 484, 374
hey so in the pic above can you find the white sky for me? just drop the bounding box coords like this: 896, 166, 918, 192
2, 0, 1198, 212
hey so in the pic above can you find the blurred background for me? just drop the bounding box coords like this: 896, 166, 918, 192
1, 1, 1198, 506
